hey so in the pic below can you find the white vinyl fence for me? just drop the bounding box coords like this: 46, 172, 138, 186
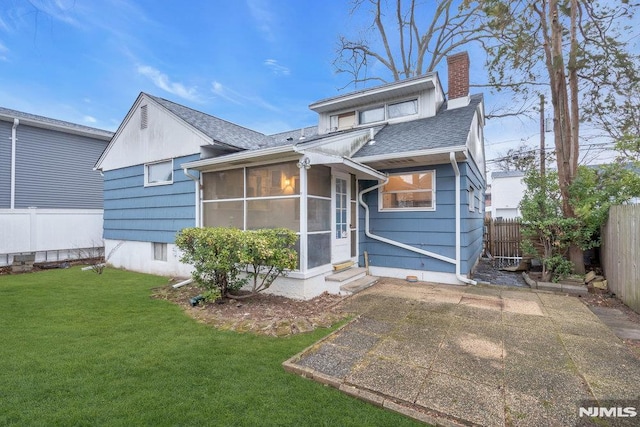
0, 208, 104, 266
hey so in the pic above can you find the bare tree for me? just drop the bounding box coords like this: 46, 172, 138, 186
334, 0, 491, 87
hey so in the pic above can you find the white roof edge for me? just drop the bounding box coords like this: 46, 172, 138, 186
354, 145, 468, 164
0, 112, 113, 140
181, 145, 296, 170
309, 74, 438, 113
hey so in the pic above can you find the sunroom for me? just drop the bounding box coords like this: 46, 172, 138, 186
181, 141, 386, 299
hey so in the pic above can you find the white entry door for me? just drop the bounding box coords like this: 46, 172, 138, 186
332, 172, 351, 263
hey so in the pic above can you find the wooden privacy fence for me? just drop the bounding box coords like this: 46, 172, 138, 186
484, 218, 522, 260
601, 204, 640, 313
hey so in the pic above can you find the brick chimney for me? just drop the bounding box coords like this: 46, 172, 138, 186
447, 51, 470, 110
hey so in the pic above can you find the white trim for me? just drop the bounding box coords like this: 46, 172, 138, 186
182, 145, 296, 170
447, 95, 471, 110
144, 159, 174, 187
309, 74, 438, 113
355, 145, 468, 164
379, 170, 436, 212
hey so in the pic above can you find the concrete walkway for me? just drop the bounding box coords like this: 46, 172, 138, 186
284, 280, 640, 426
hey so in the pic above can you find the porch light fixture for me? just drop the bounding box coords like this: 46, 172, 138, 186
297, 157, 311, 169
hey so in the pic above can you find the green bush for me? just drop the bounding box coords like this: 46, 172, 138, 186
175, 227, 298, 299
175, 227, 247, 297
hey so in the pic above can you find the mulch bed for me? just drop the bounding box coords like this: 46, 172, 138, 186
152, 283, 352, 336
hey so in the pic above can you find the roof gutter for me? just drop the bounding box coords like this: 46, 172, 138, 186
450, 152, 477, 285
356, 152, 477, 285
181, 145, 296, 170
354, 145, 468, 164
10, 118, 18, 209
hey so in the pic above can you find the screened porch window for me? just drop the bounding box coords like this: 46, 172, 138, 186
380, 171, 435, 211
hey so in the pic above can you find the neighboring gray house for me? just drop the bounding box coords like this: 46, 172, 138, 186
95, 52, 486, 299
0, 107, 113, 265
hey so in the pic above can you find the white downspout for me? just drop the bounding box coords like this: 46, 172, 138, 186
10, 118, 19, 209
183, 168, 200, 227
358, 178, 458, 266
450, 152, 477, 285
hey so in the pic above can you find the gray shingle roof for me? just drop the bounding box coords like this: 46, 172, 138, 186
0, 106, 114, 139
269, 126, 319, 146
147, 94, 273, 150
352, 94, 483, 158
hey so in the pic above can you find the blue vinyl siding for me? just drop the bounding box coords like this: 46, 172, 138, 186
359, 161, 485, 275
459, 158, 486, 273
0, 121, 10, 208
103, 154, 199, 243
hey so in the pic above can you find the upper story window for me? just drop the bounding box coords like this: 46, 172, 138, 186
330, 112, 356, 131
145, 159, 173, 186
329, 98, 418, 131
380, 170, 435, 211
359, 106, 385, 124
388, 99, 418, 118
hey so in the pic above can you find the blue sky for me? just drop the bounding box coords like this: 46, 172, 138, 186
0, 0, 617, 170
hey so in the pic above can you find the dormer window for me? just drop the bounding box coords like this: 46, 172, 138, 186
330, 111, 356, 131
359, 106, 385, 124
388, 99, 418, 118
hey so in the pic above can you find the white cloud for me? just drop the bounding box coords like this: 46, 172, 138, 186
0, 41, 8, 61
137, 65, 199, 101
246, 0, 276, 42
211, 81, 280, 112
264, 59, 290, 76
83, 115, 97, 124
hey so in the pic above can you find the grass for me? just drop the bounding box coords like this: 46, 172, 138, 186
0, 267, 421, 426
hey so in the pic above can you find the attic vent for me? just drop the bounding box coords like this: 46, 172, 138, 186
386, 159, 416, 165
140, 105, 148, 129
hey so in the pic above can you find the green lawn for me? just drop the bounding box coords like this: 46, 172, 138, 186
0, 267, 420, 426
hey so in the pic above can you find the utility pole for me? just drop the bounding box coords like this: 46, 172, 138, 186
540, 94, 545, 177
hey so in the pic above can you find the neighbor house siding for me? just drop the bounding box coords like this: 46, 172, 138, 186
13, 124, 106, 209
0, 121, 11, 208
358, 163, 457, 274
103, 153, 199, 243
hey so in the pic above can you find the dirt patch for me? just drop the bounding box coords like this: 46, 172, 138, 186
152, 284, 353, 336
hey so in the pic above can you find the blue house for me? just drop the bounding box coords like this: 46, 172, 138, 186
95, 52, 485, 299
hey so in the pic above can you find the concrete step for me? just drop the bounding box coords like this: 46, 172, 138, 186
340, 275, 379, 295
325, 267, 366, 283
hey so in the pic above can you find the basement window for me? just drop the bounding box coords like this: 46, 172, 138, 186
145, 159, 173, 186
153, 242, 167, 261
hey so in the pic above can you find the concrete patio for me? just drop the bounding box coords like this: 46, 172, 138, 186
284, 279, 640, 426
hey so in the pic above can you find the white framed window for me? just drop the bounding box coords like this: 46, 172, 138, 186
329, 111, 356, 131
359, 106, 385, 124
388, 99, 418, 119
145, 159, 173, 186
153, 242, 167, 261
379, 170, 435, 211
